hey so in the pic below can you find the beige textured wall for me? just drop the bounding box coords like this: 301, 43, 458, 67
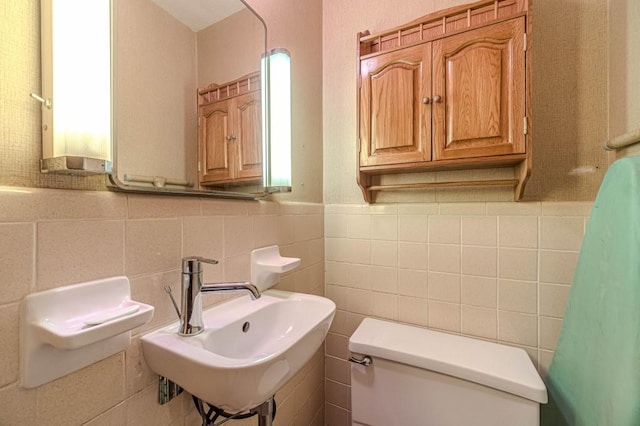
0, 192, 325, 425
609, 0, 640, 158
115, 0, 198, 185
322, 0, 610, 204
197, 8, 264, 87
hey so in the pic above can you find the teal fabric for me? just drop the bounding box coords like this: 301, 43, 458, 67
543, 157, 640, 426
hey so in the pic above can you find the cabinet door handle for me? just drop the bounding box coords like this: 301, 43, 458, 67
422, 97, 431, 105
433, 95, 442, 103
226, 135, 237, 141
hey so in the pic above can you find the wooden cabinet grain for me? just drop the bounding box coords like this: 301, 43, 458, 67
198, 73, 262, 187
360, 43, 432, 167
357, 0, 532, 202
432, 18, 525, 161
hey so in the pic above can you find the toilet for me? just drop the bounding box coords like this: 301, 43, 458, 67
349, 318, 547, 426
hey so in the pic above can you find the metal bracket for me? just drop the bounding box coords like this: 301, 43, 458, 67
30, 93, 52, 109
349, 355, 373, 366
158, 376, 183, 405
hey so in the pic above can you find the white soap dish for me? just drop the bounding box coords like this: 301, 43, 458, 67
20, 276, 154, 388
33, 300, 152, 350
251, 245, 301, 291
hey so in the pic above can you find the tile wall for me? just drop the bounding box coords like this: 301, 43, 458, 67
323, 201, 592, 425
0, 189, 324, 426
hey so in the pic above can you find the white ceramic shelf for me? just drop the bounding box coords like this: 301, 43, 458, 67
20, 276, 154, 388
251, 245, 301, 291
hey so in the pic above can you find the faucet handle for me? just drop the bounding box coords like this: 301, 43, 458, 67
182, 256, 219, 274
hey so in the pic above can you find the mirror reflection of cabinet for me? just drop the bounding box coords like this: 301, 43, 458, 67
112, 0, 267, 197
198, 72, 262, 186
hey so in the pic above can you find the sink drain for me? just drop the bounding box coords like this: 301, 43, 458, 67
242, 321, 250, 333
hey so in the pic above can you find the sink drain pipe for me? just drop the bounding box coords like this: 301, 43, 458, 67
192, 395, 276, 426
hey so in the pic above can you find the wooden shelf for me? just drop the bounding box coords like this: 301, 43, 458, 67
359, 0, 528, 57
356, 0, 532, 204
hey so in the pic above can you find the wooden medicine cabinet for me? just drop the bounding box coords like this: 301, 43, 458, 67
357, 0, 532, 202
198, 71, 263, 188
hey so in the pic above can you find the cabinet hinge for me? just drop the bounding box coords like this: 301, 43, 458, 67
524, 33, 527, 52
197, 161, 201, 172
523, 117, 528, 135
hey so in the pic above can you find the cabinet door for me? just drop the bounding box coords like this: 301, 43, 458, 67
360, 43, 432, 168
432, 18, 525, 161
199, 100, 233, 183
233, 92, 262, 181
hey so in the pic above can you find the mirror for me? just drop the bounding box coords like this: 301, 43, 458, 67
109, 0, 269, 199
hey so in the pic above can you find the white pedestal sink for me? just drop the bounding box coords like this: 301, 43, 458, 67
141, 289, 335, 412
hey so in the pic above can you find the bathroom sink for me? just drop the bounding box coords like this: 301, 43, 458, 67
140, 290, 335, 412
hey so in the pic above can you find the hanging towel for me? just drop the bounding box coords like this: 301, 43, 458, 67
542, 157, 640, 426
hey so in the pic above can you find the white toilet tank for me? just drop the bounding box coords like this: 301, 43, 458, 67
349, 318, 547, 426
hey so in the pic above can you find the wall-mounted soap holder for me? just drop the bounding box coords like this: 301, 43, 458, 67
20, 276, 154, 388
251, 245, 301, 291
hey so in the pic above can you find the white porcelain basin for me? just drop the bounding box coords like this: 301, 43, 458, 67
141, 290, 335, 412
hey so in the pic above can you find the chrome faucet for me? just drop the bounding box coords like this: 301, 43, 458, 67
179, 256, 260, 336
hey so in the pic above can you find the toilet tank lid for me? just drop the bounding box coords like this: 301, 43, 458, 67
349, 318, 548, 404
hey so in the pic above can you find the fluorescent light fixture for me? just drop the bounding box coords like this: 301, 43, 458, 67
261, 48, 292, 192
37, 0, 112, 175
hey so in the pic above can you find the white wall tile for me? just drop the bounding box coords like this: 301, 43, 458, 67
498, 311, 538, 346
0, 305, 19, 386
539, 283, 570, 318
0, 223, 34, 303
461, 246, 496, 277
462, 305, 497, 339
223, 216, 254, 257
346, 239, 371, 264
326, 261, 349, 285
398, 242, 428, 270
461, 275, 497, 308
371, 292, 398, 320
325, 238, 347, 262
371, 214, 398, 240
461, 216, 497, 246
539, 317, 563, 350
428, 272, 460, 302
429, 216, 460, 244
325, 214, 347, 238
398, 203, 439, 215
398, 296, 429, 326
539, 251, 579, 284
398, 215, 428, 242
540, 217, 585, 250
499, 248, 538, 281
429, 244, 460, 273
369, 266, 398, 293
371, 240, 398, 267
347, 263, 371, 289
439, 203, 486, 215
397, 269, 428, 297
428, 300, 461, 332
498, 279, 538, 314
39, 220, 125, 289
487, 202, 542, 216
347, 214, 370, 239
499, 216, 538, 248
